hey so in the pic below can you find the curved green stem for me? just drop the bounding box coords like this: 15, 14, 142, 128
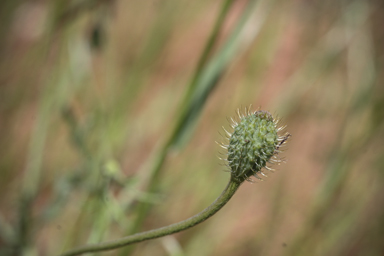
60, 178, 242, 256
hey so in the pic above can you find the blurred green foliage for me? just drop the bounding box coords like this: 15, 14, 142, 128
0, 0, 383, 256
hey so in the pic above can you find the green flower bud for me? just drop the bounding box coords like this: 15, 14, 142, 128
218, 106, 290, 183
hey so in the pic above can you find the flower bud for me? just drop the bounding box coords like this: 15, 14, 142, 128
219, 107, 290, 183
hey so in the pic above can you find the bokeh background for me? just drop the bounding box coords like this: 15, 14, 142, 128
1, 0, 384, 255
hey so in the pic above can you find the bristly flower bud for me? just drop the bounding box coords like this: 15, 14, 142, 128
217, 106, 290, 183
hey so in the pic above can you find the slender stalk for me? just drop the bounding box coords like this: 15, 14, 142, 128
179, 0, 235, 106
60, 178, 242, 256
120, 1, 236, 254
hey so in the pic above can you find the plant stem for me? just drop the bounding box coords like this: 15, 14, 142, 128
120, 2, 236, 254
60, 178, 242, 256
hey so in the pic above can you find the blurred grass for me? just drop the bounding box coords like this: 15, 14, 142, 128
0, 0, 384, 256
